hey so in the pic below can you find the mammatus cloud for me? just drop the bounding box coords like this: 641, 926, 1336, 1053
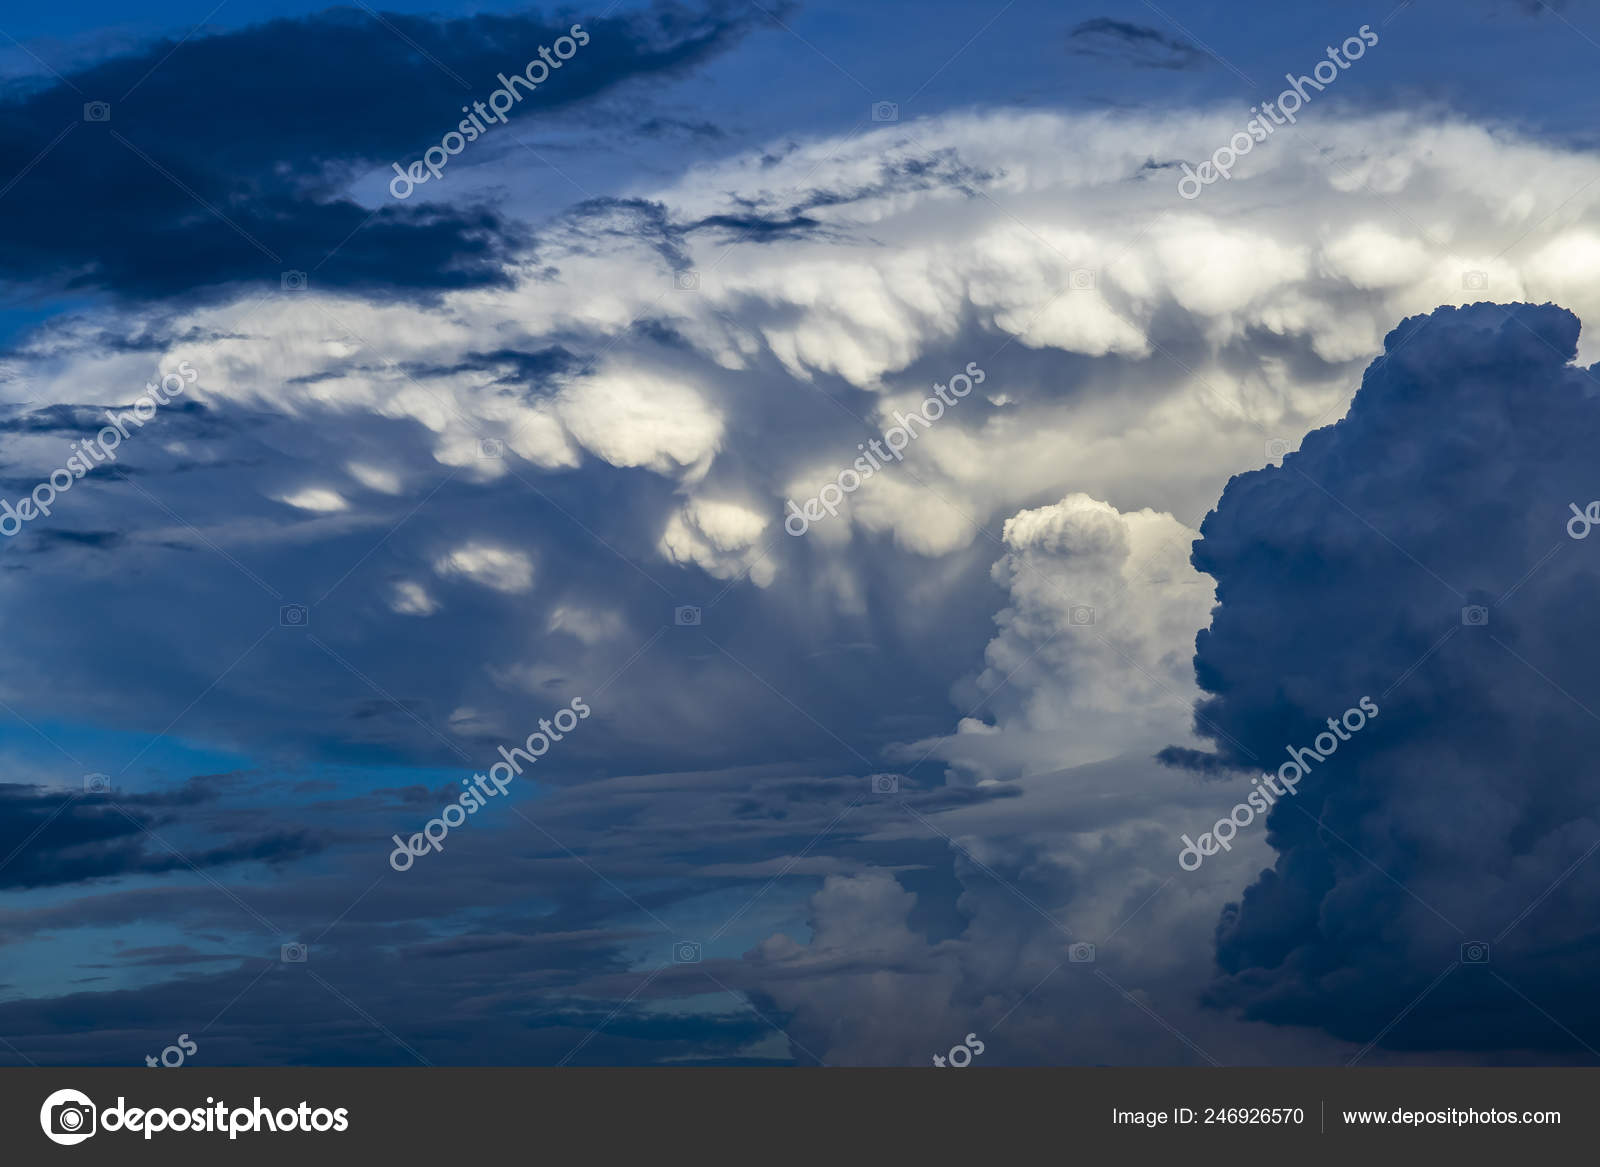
6, 97, 1600, 1065
11, 103, 1600, 797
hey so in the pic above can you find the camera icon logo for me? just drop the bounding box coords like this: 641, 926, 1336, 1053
1460, 940, 1490, 964
40, 1088, 97, 1145
673, 940, 702, 963
279, 603, 309, 628
281, 942, 308, 963
1069, 268, 1098, 291
281, 270, 308, 292
1068, 605, 1095, 626
1462, 270, 1489, 291
1461, 605, 1489, 627
1265, 438, 1292, 462
1068, 942, 1096, 963
674, 270, 699, 291
870, 773, 900, 795
871, 101, 899, 122
674, 605, 701, 626
478, 437, 505, 459
83, 773, 112, 795
83, 102, 111, 122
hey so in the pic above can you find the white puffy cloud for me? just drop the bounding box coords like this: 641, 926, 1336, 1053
391, 580, 438, 616
912, 494, 1214, 782
556, 366, 723, 479
9, 98, 1600, 1069
7, 105, 1600, 800
658, 497, 774, 586
275, 487, 348, 513
432, 544, 536, 594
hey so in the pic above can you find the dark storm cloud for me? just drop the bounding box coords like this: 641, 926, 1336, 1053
0, 3, 768, 301
1182, 302, 1600, 1056
0, 780, 324, 889
1067, 18, 1207, 71
687, 211, 827, 242
1154, 744, 1249, 779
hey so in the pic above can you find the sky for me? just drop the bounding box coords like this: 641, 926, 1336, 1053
1, 0, 1599, 1067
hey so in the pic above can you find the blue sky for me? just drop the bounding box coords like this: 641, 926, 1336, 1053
1, 0, 1600, 1067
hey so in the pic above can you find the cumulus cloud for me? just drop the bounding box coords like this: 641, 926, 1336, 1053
912, 493, 1213, 783
8, 107, 1600, 776
9, 94, 1600, 1068
658, 497, 774, 585
558, 366, 724, 477
1183, 302, 1600, 1055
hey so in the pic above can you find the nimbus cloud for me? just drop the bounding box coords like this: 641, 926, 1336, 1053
389, 24, 590, 198
1178, 696, 1379, 870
